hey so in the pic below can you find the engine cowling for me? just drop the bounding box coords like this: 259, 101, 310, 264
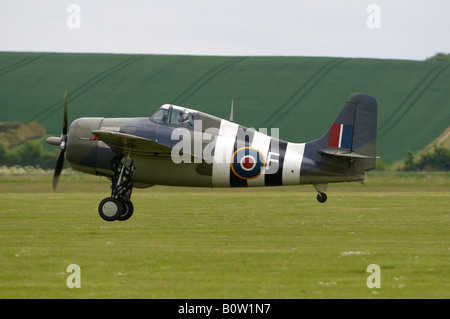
66, 118, 118, 177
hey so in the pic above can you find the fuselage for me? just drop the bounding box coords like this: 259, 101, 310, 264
65, 104, 365, 188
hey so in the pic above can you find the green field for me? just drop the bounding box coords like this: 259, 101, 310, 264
0, 172, 448, 298
0, 52, 449, 163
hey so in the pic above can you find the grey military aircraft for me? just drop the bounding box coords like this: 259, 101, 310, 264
47, 92, 377, 221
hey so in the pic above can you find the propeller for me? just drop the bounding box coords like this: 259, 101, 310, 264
47, 91, 68, 190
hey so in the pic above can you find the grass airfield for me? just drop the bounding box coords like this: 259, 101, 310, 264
0, 171, 448, 299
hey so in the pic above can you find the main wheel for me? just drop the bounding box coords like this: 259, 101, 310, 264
117, 200, 134, 221
316, 192, 327, 203
98, 197, 123, 221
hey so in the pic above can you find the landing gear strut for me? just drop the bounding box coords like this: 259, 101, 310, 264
98, 156, 135, 221
314, 183, 328, 203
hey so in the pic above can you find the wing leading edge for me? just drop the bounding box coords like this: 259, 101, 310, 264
92, 130, 172, 157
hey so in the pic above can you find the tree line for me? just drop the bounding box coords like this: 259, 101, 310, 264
401, 146, 450, 171
0, 140, 56, 169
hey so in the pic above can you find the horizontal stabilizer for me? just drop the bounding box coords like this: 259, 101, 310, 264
319, 148, 379, 159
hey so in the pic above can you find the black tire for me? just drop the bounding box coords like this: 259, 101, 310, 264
317, 192, 328, 203
117, 200, 134, 221
98, 197, 122, 221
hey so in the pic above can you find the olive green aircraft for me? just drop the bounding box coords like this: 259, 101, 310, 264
47, 92, 377, 221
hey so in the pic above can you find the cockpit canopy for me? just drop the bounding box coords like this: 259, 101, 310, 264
150, 104, 197, 129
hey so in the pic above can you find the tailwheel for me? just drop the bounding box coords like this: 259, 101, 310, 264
99, 155, 135, 221
316, 192, 328, 203
314, 184, 328, 203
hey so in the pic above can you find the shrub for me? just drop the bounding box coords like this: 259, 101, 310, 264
402, 146, 450, 171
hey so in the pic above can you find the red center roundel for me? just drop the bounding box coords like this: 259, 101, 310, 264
231, 147, 266, 180
241, 156, 255, 170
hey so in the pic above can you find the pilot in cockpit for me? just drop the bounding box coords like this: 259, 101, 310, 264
178, 111, 193, 128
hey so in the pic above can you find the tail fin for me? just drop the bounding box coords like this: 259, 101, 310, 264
314, 93, 378, 171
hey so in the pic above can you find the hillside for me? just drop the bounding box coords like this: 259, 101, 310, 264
0, 52, 449, 163
417, 127, 450, 155
0, 121, 46, 148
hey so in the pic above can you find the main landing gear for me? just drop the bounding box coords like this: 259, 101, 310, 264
314, 183, 328, 203
98, 156, 135, 222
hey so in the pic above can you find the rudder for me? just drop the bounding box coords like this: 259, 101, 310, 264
352, 93, 377, 170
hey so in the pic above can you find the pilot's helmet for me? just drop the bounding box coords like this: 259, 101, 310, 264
178, 110, 188, 120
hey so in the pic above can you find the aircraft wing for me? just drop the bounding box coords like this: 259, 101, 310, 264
92, 130, 173, 157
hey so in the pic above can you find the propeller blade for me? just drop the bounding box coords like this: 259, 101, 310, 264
53, 148, 65, 190
52, 91, 69, 190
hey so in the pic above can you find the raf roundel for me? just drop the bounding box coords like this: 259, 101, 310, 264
231, 147, 266, 180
